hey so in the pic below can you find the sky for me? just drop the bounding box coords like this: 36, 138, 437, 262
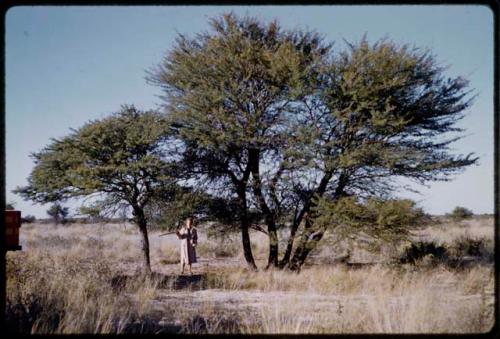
5, 5, 495, 218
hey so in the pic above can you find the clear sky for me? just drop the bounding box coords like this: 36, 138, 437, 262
5, 5, 494, 218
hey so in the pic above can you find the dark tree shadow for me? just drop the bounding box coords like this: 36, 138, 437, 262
110, 273, 207, 291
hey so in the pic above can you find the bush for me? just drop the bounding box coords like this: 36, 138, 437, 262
21, 215, 36, 224
448, 206, 473, 221
399, 241, 448, 265
450, 235, 493, 261
313, 197, 429, 247
197, 237, 239, 258
78, 205, 104, 223
46, 203, 69, 225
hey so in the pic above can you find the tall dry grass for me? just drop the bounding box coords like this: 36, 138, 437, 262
6, 217, 495, 334
6, 248, 166, 333
207, 264, 493, 333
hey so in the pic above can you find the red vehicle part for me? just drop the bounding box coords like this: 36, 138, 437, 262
5, 210, 22, 251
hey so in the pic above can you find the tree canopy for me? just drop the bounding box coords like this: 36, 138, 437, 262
16, 13, 478, 273
15, 105, 180, 273
148, 12, 331, 269
149, 13, 477, 271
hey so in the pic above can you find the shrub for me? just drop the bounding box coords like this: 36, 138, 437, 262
197, 237, 239, 258
450, 235, 493, 261
78, 205, 104, 223
313, 197, 429, 251
21, 215, 36, 223
46, 203, 69, 225
399, 241, 448, 265
448, 206, 473, 221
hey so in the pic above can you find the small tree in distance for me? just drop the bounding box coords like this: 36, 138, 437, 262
46, 203, 69, 225
448, 206, 473, 221
21, 215, 37, 224
78, 205, 103, 223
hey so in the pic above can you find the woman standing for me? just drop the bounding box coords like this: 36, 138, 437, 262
176, 216, 198, 275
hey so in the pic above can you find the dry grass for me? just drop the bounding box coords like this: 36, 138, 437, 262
6, 216, 495, 334
415, 217, 494, 244
205, 264, 492, 296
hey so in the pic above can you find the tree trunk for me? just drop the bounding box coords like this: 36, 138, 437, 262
133, 206, 152, 275
279, 171, 334, 268
287, 227, 325, 272
248, 148, 278, 269
278, 208, 308, 268
286, 172, 348, 272
237, 188, 258, 271
279, 236, 294, 268
266, 220, 279, 269
241, 220, 258, 271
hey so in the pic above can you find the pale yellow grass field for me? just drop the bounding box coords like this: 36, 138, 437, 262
6, 217, 495, 334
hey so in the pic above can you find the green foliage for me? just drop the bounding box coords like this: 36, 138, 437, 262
144, 186, 211, 230
148, 13, 477, 270
148, 11, 329, 190
301, 36, 478, 193
312, 196, 427, 246
78, 205, 104, 223
448, 206, 474, 221
46, 203, 69, 225
14, 105, 177, 214
6, 201, 16, 210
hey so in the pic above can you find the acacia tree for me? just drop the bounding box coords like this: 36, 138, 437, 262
149, 13, 477, 271
448, 206, 474, 221
220, 37, 477, 271
14, 105, 179, 273
148, 12, 329, 269
278, 38, 478, 270
47, 202, 69, 225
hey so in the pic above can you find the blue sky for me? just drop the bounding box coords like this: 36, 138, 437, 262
5, 5, 494, 218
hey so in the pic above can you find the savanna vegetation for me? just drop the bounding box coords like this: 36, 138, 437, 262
8, 12, 491, 334
5, 215, 494, 334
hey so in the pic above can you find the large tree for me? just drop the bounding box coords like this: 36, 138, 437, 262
14, 105, 179, 273
149, 13, 477, 272
148, 12, 330, 269
279, 37, 478, 270
149, 13, 477, 271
